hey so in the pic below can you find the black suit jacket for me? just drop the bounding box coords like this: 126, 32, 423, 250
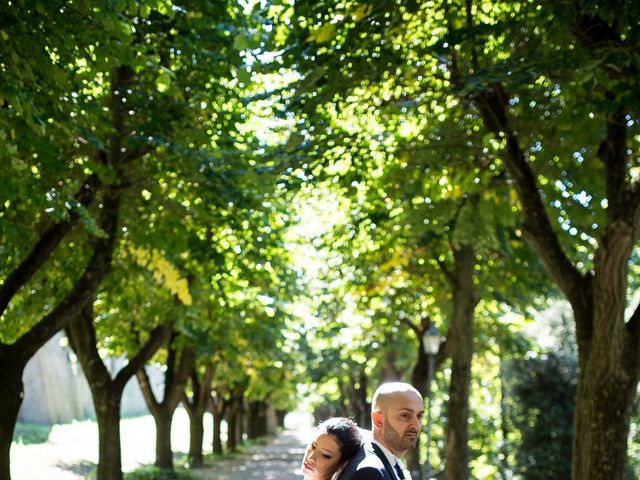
337, 441, 395, 480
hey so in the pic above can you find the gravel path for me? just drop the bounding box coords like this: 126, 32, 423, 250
192, 427, 312, 480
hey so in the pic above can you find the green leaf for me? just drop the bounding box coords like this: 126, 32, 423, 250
11, 159, 28, 171
233, 34, 250, 51
236, 68, 251, 85
156, 71, 172, 93
307, 23, 336, 44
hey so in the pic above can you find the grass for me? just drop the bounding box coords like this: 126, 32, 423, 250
11, 409, 312, 480
12, 422, 52, 445
124, 466, 194, 480
11, 409, 213, 477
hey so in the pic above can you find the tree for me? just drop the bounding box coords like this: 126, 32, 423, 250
270, 1, 640, 477
183, 361, 215, 467
65, 303, 171, 480
439, 2, 640, 477
1, 1, 256, 479
0, 3, 136, 474
136, 329, 194, 470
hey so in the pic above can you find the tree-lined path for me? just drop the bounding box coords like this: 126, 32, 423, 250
3, 1, 640, 479
192, 427, 311, 480
10, 410, 316, 480
11, 417, 313, 480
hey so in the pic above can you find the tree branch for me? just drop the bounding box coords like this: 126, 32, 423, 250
599, 109, 628, 218
165, 343, 196, 408
0, 173, 100, 315
475, 82, 586, 303
137, 365, 161, 415
436, 258, 455, 286
65, 303, 113, 389
11, 187, 121, 363
115, 320, 172, 389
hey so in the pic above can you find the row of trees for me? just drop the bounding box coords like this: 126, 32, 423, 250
263, 0, 640, 479
1, 2, 303, 480
2, 1, 640, 480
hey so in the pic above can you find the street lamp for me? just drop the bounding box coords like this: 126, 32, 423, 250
423, 324, 441, 480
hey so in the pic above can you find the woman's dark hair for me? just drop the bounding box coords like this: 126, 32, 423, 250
317, 417, 362, 462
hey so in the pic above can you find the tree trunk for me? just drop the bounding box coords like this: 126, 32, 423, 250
227, 407, 240, 452
444, 245, 477, 480
183, 364, 214, 468
0, 358, 25, 480
226, 387, 246, 452
213, 411, 224, 454
154, 410, 174, 469
247, 401, 268, 439
212, 396, 225, 455
94, 389, 125, 480
497, 351, 512, 479
341, 369, 368, 426
66, 303, 170, 480
276, 410, 287, 428
67, 305, 127, 480
136, 333, 194, 470
188, 412, 205, 467
570, 223, 640, 479
572, 353, 637, 479
338, 378, 348, 417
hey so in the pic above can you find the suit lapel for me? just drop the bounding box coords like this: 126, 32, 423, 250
371, 442, 395, 479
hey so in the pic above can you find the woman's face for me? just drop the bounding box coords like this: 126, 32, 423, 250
301, 432, 343, 480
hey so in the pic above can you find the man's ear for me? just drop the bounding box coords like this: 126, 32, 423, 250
371, 411, 383, 428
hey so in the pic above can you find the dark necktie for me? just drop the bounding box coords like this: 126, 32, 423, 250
394, 462, 406, 479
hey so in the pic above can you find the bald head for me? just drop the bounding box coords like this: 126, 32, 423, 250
370, 382, 424, 457
372, 382, 422, 412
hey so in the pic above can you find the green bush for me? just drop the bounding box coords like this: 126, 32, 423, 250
12, 422, 52, 445
124, 466, 194, 480
507, 352, 577, 480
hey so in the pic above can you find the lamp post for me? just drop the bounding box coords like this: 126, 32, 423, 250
423, 324, 441, 480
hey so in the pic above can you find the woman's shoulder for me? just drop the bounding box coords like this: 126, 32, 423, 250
338, 442, 386, 478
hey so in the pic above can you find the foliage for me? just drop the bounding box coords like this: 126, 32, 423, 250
124, 466, 193, 480
505, 352, 577, 480
11, 423, 52, 445
269, 0, 640, 476
4, 0, 640, 477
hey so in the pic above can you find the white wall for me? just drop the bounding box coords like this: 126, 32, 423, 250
19, 332, 162, 424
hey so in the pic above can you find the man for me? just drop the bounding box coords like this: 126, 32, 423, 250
337, 382, 424, 480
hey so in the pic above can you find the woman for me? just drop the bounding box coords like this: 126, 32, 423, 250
301, 417, 362, 480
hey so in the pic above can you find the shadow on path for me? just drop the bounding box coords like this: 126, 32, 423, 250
55, 459, 96, 477
193, 427, 313, 480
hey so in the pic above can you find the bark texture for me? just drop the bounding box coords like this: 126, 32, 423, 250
444, 245, 478, 480
66, 303, 171, 480
183, 363, 214, 468
0, 359, 24, 480
137, 332, 194, 470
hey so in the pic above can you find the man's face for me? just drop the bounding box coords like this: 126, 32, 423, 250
374, 391, 424, 457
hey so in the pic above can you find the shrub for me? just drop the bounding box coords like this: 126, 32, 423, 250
12, 422, 52, 445
124, 466, 194, 480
